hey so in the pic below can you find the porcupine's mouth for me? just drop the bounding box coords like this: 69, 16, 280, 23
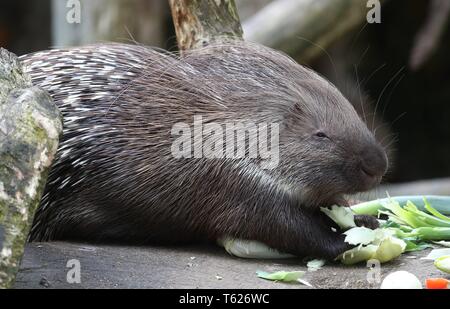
320, 194, 350, 208
292, 182, 352, 208
297, 188, 348, 208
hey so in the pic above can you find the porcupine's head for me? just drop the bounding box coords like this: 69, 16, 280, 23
179, 41, 388, 207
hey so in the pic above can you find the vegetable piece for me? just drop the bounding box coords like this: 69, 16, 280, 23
373, 198, 450, 244
350, 199, 384, 216
220, 197, 450, 263
339, 227, 406, 264
320, 204, 406, 264
218, 237, 294, 259
421, 248, 450, 260
383, 200, 438, 228
424, 198, 450, 222
256, 270, 305, 282
380, 271, 422, 289
398, 227, 450, 241
343, 227, 376, 245
402, 201, 450, 227
434, 256, 450, 274
306, 259, 326, 272
340, 237, 406, 264
425, 278, 449, 289
339, 245, 378, 265
403, 240, 433, 252
351, 196, 450, 216
297, 279, 313, 287
320, 205, 356, 230
433, 240, 450, 247
372, 237, 406, 263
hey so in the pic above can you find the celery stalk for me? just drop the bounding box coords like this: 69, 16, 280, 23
404, 227, 450, 240
424, 199, 450, 222
351, 195, 450, 216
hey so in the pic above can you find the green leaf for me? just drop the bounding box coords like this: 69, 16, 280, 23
403, 201, 450, 227
343, 227, 376, 245
379, 211, 410, 227
424, 198, 450, 222
351, 196, 450, 216
320, 205, 356, 230
256, 270, 305, 282
381, 221, 402, 229
339, 245, 378, 265
372, 237, 406, 263
401, 235, 431, 248
383, 200, 432, 228
403, 239, 432, 252
407, 227, 450, 240
339, 236, 406, 264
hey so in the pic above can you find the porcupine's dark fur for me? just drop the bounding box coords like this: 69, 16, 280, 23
20, 41, 387, 259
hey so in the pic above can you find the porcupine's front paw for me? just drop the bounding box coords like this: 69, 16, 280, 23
317, 233, 353, 260
354, 214, 379, 229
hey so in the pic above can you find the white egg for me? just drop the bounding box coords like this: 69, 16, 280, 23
380, 271, 422, 289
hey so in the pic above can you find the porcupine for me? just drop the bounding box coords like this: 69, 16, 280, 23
20, 41, 388, 259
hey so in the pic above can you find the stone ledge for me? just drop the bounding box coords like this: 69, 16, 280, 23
14, 242, 442, 289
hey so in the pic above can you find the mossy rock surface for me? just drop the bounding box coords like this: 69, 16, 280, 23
0, 48, 63, 288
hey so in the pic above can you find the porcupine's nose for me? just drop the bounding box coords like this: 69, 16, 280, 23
359, 143, 388, 189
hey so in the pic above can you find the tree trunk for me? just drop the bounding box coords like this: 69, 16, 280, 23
0, 49, 63, 288
168, 0, 243, 51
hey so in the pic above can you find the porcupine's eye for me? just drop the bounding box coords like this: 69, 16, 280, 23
314, 131, 329, 139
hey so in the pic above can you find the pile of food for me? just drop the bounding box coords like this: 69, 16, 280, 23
219, 195, 450, 287
326, 196, 450, 265
348, 196, 450, 266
